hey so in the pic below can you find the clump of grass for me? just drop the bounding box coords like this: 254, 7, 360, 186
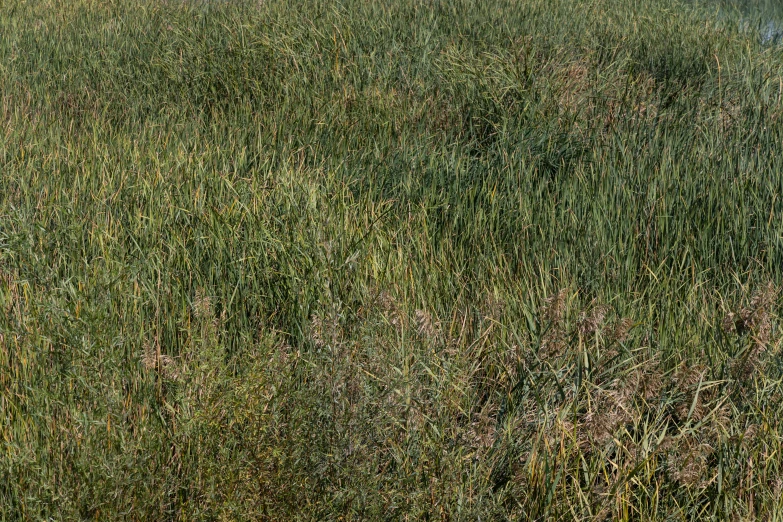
2, 0, 783, 519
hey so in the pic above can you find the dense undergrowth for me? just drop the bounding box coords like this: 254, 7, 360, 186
3, 0, 783, 519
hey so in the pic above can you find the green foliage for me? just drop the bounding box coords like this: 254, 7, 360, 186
2, 0, 783, 519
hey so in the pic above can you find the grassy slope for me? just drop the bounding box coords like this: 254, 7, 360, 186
2, 0, 783, 519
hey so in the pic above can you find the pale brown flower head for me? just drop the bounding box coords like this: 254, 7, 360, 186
482, 291, 505, 321
142, 338, 178, 380
584, 387, 636, 446
375, 290, 405, 331
612, 317, 634, 343
723, 282, 778, 341
539, 329, 567, 359
721, 311, 739, 334
725, 283, 779, 380
309, 313, 342, 349
194, 287, 213, 320
579, 304, 610, 337
465, 403, 498, 456
414, 309, 438, 339
542, 289, 568, 326
667, 436, 714, 488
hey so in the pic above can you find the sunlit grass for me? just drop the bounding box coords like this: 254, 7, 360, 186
2, 0, 783, 519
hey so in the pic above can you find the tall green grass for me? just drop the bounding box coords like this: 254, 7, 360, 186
2, 0, 783, 519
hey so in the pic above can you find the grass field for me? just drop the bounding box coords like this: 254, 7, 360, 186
3, 0, 783, 519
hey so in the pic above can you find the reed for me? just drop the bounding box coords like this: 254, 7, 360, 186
2, 0, 783, 519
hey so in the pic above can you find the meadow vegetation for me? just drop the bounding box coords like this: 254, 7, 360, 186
3, 0, 783, 519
